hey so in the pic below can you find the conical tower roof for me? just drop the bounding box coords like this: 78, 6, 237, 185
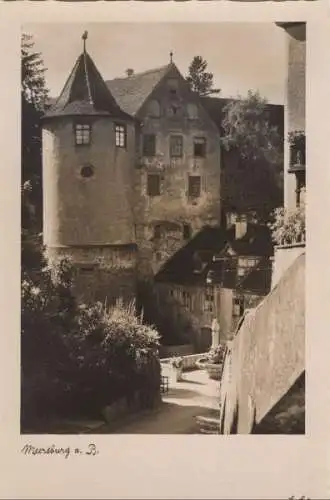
45, 41, 133, 120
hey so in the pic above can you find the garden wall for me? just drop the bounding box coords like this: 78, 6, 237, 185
220, 252, 305, 434
272, 244, 305, 288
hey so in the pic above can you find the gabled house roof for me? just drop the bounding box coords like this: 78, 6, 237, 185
155, 226, 228, 286
222, 224, 274, 258
45, 51, 133, 120
106, 64, 172, 116
155, 223, 274, 290
237, 257, 272, 295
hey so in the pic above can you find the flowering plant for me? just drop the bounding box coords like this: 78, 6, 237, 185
171, 357, 183, 369
268, 199, 305, 246
206, 344, 226, 364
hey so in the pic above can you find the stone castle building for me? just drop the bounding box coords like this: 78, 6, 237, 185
42, 36, 283, 316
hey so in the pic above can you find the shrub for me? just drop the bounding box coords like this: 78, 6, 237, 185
66, 300, 161, 415
21, 258, 162, 429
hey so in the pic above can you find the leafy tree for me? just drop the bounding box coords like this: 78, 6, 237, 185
186, 56, 220, 97
221, 90, 282, 164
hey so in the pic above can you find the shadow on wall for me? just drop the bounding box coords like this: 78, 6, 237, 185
251, 372, 305, 434
136, 279, 192, 346
220, 252, 305, 434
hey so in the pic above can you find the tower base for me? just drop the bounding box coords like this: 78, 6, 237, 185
45, 244, 137, 307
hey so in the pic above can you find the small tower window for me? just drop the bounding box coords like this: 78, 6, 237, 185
115, 124, 126, 148
80, 164, 94, 179
75, 123, 91, 146
194, 137, 206, 158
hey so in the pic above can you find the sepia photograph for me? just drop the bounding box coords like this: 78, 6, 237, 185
21, 21, 305, 436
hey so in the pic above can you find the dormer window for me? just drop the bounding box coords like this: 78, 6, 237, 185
75, 123, 91, 146
115, 124, 126, 148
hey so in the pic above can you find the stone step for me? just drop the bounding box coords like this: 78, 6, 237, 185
195, 415, 220, 434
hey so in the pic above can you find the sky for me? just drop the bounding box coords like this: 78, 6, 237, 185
25, 23, 287, 104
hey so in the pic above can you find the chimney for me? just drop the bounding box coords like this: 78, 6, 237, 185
235, 216, 248, 239
126, 68, 134, 77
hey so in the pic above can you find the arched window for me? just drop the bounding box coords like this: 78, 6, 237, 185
187, 103, 198, 120
147, 99, 160, 117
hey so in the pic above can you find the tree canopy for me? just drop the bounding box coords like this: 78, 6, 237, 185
221, 90, 282, 165
186, 56, 220, 97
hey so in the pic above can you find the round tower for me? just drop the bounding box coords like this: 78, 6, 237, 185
42, 33, 137, 305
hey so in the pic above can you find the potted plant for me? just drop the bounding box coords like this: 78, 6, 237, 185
196, 344, 227, 381
170, 356, 184, 382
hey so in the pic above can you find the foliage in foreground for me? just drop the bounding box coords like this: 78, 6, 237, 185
21, 258, 161, 429
268, 195, 305, 246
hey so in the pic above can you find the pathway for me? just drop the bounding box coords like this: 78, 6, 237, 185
103, 369, 220, 434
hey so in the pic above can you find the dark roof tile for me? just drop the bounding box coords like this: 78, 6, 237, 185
106, 64, 171, 116
45, 51, 133, 120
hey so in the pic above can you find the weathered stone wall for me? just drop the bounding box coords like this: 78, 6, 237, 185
133, 66, 221, 277
154, 283, 251, 350
42, 116, 136, 247
46, 245, 137, 305
220, 252, 305, 434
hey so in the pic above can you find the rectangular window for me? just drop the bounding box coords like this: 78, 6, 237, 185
147, 174, 160, 196
170, 135, 183, 158
194, 137, 206, 158
75, 124, 91, 145
233, 297, 244, 317
143, 134, 156, 157
204, 290, 214, 312
182, 291, 191, 310
188, 175, 201, 199
115, 124, 126, 148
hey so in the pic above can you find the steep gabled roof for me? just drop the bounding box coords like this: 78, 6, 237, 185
155, 223, 273, 288
106, 64, 172, 116
237, 257, 272, 295
155, 226, 228, 285
45, 51, 133, 120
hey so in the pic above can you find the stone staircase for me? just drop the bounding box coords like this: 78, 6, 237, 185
195, 415, 220, 434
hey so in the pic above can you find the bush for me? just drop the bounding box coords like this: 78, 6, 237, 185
21, 257, 162, 429
66, 300, 161, 416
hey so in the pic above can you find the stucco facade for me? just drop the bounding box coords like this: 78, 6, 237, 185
282, 23, 306, 209
133, 67, 221, 277
42, 43, 282, 317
